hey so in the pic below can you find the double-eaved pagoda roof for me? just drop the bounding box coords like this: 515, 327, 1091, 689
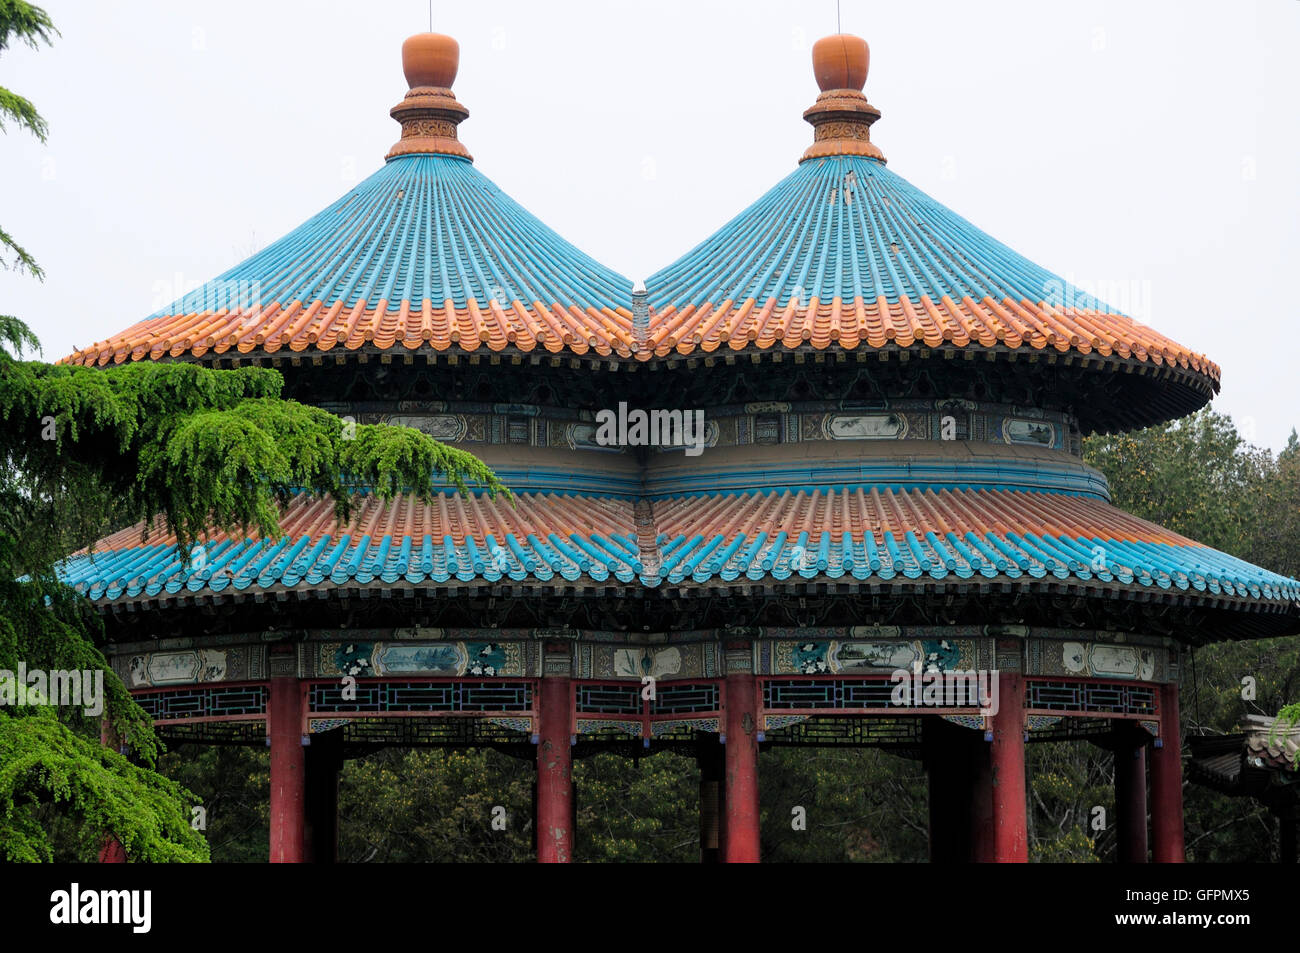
55, 29, 1300, 645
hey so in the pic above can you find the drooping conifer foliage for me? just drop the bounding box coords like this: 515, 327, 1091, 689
0, 334, 507, 860
0, 327, 506, 860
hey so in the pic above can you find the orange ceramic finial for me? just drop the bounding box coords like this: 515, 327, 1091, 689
402, 32, 459, 89
811, 33, 869, 91
387, 33, 472, 161
801, 33, 884, 163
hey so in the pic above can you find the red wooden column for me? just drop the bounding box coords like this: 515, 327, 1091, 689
723, 670, 761, 863
1150, 683, 1185, 862
1113, 725, 1149, 863
97, 714, 127, 863
268, 676, 306, 863
96, 837, 128, 863
989, 671, 1027, 862
536, 668, 574, 863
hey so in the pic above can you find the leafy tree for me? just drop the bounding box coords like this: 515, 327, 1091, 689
1084, 408, 1273, 555
1026, 742, 1106, 862
1251, 430, 1300, 579
574, 751, 699, 862
760, 747, 928, 862
0, 0, 509, 863
156, 745, 270, 863
339, 748, 532, 862
1084, 408, 1300, 861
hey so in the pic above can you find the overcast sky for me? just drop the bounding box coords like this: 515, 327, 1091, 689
2, 0, 1296, 450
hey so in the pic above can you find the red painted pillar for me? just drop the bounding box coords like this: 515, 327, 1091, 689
989, 671, 1027, 862
1150, 683, 1185, 863
1114, 726, 1148, 863
723, 673, 760, 863
536, 676, 573, 863
96, 839, 128, 863
97, 714, 127, 863
268, 677, 306, 863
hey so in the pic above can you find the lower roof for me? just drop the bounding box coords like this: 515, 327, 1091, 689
60, 487, 1298, 622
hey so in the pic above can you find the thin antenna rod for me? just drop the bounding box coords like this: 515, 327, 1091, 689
837, 0, 841, 33
428, 0, 432, 32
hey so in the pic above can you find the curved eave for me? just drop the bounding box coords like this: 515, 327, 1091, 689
62, 300, 640, 364
642, 296, 1221, 387
56, 336, 1217, 437
60, 488, 1299, 639
62, 294, 1224, 403
87, 574, 1294, 610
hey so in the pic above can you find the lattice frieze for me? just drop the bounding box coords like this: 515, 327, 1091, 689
307, 679, 532, 714
135, 684, 266, 722
1025, 679, 1156, 717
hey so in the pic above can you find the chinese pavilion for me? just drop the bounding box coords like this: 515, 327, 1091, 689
60, 30, 1300, 864
1187, 715, 1299, 862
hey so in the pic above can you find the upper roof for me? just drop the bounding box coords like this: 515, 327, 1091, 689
60, 30, 1221, 396
643, 33, 1220, 387
644, 153, 1215, 380
61, 34, 635, 367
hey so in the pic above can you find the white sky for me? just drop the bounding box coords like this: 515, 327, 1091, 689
2, 0, 1297, 450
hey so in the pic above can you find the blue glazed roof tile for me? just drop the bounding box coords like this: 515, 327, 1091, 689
60, 488, 1299, 608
